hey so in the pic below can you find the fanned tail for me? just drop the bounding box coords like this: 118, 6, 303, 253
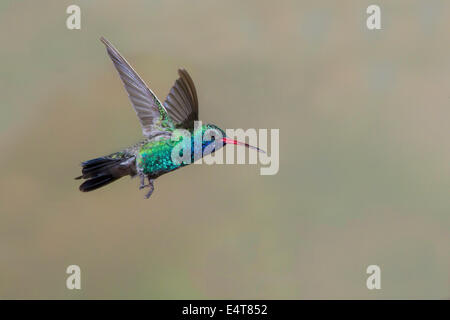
76, 155, 135, 192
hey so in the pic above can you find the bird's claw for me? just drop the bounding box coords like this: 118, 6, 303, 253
145, 185, 154, 199
139, 174, 154, 199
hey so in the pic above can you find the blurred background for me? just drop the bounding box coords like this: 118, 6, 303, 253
0, 0, 449, 299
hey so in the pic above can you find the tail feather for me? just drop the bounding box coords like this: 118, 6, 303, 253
76, 155, 135, 192
79, 174, 119, 192
79, 157, 122, 179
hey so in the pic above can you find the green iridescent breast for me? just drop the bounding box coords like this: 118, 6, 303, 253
137, 138, 184, 177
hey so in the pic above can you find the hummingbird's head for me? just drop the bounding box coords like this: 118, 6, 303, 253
203, 123, 265, 153
204, 124, 226, 139
197, 124, 226, 155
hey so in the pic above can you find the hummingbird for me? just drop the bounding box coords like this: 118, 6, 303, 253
76, 37, 263, 199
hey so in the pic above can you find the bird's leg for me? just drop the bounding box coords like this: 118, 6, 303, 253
138, 173, 154, 198
139, 173, 149, 189
145, 178, 154, 199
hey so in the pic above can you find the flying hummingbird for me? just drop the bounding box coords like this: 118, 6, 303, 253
76, 37, 263, 199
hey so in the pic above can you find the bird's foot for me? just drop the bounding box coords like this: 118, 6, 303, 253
139, 174, 155, 199
145, 179, 154, 199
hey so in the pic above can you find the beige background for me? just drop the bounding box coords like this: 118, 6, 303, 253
0, 0, 449, 299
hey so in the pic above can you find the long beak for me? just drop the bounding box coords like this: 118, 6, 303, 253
222, 138, 266, 153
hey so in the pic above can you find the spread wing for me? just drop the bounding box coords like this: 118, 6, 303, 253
164, 69, 199, 129
100, 37, 173, 138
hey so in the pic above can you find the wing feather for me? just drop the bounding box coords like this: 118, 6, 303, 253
163, 68, 199, 129
100, 37, 173, 138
